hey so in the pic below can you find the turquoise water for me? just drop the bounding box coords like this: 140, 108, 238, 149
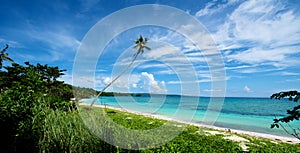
83, 96, 300, 138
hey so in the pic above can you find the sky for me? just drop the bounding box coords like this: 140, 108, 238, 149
0, 0, 300, 97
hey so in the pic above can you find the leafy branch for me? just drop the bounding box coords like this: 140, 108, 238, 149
270, 90, 300, 140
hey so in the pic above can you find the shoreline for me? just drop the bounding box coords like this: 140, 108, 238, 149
79, 103, 299, 144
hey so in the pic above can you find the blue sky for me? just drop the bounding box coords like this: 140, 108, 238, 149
1, 0, 300, 97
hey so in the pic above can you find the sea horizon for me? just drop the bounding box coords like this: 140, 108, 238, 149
93, 92, 273, 98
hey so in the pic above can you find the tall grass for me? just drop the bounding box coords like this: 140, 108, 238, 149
38, 109, 113, 153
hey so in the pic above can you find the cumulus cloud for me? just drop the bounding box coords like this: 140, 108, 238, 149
132, 83, 137, 88
93, 72, 166, 94
104, 74, 141, 92
244, 86, 251, 93
141, 72, 166, 94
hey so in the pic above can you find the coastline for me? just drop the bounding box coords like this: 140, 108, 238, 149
79, 103, 300, 144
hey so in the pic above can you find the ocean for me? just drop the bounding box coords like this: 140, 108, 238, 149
82, 96, 300, 138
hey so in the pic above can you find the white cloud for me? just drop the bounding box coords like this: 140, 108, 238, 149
29, 30, 81, 51
71, 74, 140, 92
141, 72, 166, 94
58, 74, 73, 85
0, 38, 23, 48
281, 72, 300, 76
195, 2, 214, 17
228, 1, 299, 46
144, 45, 179, 59
19, 24, 81, 62
210, 0, 300, 68
195, 0, 238, 17
166, 76, 229, 84
72, 75, 95, 88
226, 47, 286, 64
202, 89, 222, 93
93, 72, 167, 94
227, 63, 284, 74
167, 80, 209, 84
132, 83, 137, 88
137, 63, 167, 69
226, 65, 252, 70
105, 74, 141, 92
103, 77, 111, 84
267, 71, 300, 77
286, 78, 300, 82
244, 86, 251, 93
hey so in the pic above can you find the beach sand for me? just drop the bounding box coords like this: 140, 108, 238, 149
79, 103, 300, 144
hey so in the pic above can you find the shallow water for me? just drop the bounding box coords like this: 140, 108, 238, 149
83, 96, 300, 138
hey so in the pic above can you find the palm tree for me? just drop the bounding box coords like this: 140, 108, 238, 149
90, 35, 151, 107
0, 44, 14, 69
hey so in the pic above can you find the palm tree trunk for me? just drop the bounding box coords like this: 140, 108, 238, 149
89, 48, 141, 107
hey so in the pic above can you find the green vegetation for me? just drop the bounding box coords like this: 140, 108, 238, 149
83, 107, 300, 152
237, 134, 300, 152
72, 86, 97, 99
0, 45, 76, 152
38, 109, 109, 152
0, 45, 98, 152
102, 107, 243, 152
270, 91, 300, 140
1, 44, 299, 152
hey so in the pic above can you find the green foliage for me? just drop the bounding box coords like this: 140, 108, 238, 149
0, 46, 76, 152
39, 109, 110, 152
141, 127, 241, 153
0, 44, 102, 152
270, 91, 300, 140
271, 91, 300, 102
106, 108, 166, 130
72, 86, 97, 98
82, 107, 299, 153
0, 62, 75, 106
1, 44, 297, 152
241, 135, 300, 152
0, 86, 75, 152
103, 108, 242, 152
0, 44, 14, 69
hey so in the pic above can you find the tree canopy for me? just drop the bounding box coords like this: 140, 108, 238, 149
0, 45, 75, 152
270, 90, 300, 139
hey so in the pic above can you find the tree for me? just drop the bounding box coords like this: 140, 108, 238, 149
90, 35, 151, 107
270, 90, 300, 140
0, 61, 76, 152
0, 44, 14, 69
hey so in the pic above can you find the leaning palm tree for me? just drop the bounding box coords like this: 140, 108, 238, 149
0, 44, 14, 69
90, 35, 151, 107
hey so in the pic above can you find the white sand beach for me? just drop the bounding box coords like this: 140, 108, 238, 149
79, 103, 300, 144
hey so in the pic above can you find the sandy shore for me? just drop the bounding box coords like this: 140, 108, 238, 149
79, 103, 299, 144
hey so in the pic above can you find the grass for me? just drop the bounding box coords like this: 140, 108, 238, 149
38, 109, 114, 153
38, 106, 300, 152
237, 134, 300, 152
